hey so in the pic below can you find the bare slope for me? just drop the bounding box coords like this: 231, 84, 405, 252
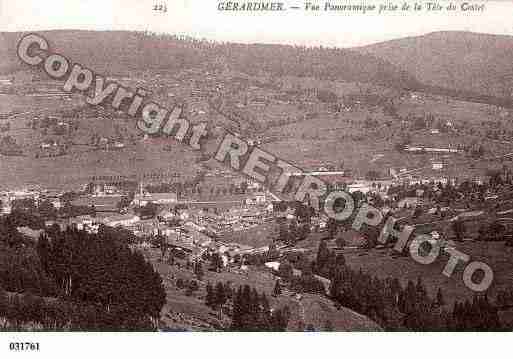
358, 31, 513, 99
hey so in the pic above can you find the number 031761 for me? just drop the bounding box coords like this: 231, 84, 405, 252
9, 342, 40, 351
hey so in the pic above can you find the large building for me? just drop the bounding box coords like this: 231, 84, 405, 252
103, 214, 140, 227
132, 192, 178, 206
71, 195, 122, 212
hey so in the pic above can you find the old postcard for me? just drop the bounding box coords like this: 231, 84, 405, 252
0, 0, 512, 356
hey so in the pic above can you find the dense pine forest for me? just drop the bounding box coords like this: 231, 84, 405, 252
0, 212, 166, 330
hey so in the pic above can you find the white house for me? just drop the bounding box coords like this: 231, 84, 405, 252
69, 215, 98, 231
132, 192, 178, 206
103, 214, 140, 227
432, 162, 443, 170
245, 192, 266, 205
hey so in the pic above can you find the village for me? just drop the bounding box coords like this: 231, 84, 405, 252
2, 30, 513, 332
2, 159, 512, 273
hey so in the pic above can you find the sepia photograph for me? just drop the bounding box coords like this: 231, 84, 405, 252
0, 0, 512, 356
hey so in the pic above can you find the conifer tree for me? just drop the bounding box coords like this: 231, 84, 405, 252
214, 282, 227, 308
205, 282, 215, 308
436, 288, 445, 307
273, 280, 282, 297
193, 260, 204, 281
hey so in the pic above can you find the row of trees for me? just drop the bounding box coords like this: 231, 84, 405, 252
277, 219, 311, 245
386, 169, 513, 206
496, 288, 513, 308
314, 243, 503, 331
205, 282, 232, 310
232, 284, 290, 331
10, 198, 95, 222
204, 282, 290, 331
0, 288, 156, 330
144, 181, 250, 198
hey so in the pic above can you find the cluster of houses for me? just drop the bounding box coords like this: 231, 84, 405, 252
4, 156, 507, 266
0, 187, 63, 214
1, 178, 278, 260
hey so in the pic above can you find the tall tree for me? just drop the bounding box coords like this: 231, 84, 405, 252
436, 288, 446, 307
272, 280, 282, 297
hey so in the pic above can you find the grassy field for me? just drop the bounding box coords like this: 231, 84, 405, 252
4, 71, 513, 189
341, 241, 513, 306
218, 222, 277, 248
0, 95, 202, 189
0, 140, 200, 190
260, 90, 513, 177
294, 230, 513, 308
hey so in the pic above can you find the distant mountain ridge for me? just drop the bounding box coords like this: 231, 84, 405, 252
0, 29, 419, 89
1, 30, 512, 187
357, 31, 513, 100
2, 30, 513, 104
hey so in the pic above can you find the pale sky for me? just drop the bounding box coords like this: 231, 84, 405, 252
1, 0, 513, 47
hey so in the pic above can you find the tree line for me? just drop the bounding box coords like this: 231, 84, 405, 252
205, 281, 290, 331
0, 215, 166, 330
314, 241, 503, 331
